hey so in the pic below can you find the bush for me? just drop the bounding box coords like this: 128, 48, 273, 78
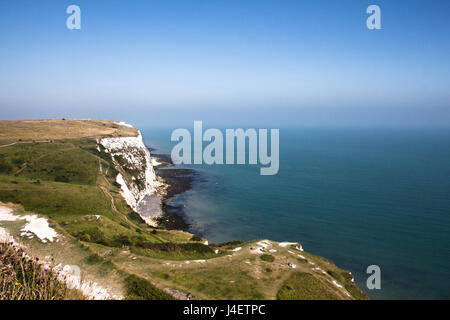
260, 254, 275, 262
216, 240, 242, 247
0, 163, 12, 174
112, 235, 132, 247
190, 235, 202, 242
128, 212, 146, 225
12, 158, 24, 165
54, 176, 70, 183
85, 254, 103, 265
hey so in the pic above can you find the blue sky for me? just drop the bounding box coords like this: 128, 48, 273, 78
0, 0, 449, 127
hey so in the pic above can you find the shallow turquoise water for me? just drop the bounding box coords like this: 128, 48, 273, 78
141, 126, 450, 299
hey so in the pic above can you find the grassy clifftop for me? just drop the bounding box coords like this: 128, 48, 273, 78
0, 120, 137, 143
0, 119, 367, 300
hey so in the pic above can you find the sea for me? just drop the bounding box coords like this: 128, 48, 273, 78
140, 126, 450, 300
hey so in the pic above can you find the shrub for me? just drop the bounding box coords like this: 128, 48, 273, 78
0, 163, 12, 174
190, 235, 202, 242
216, 240, 242, 247
85, 253, 103, 265
260, 254, 275, 262
128, 211, 146, 225
112, 235, 132, 247
12, 158, 24, 165
54, 176, 70, 183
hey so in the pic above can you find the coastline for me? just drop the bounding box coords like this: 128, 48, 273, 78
0, 120, 369, 300
150, 151, 197, 231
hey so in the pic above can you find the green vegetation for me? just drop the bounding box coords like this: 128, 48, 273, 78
85, 253, 104, 265
63, 215, 160, 247
124, 275, 174, 300
260, 254, 275, 262
0, 242, 84, 300
132, 242, 221, 260
190, 235, 203, 242
277, 273, 339, 300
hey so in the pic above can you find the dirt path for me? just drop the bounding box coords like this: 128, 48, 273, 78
0, 140, 51, 148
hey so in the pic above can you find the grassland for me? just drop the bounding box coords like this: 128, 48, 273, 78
0, 119, 367, 300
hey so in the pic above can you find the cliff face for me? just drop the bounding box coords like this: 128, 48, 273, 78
99, 131, 160, 217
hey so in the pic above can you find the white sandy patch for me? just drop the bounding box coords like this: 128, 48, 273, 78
269, 249, 277, 253
257, 240, 271, 247
54, 264, 121, 300
151, 158, 162, 166
0, 206, 19, 221
194, 259, 206, 263
20, 215, 58, 242
250, 247, 264, 254
232, 247, 242, 252
332, 280, 343, 289
298, 254, 306, 259
0, 227, 17, 244
279, 242, 298, 247
203, 240, 209, 245
117, 121, 134, 128
1, 206, 58, 243
314, 269, 327, 275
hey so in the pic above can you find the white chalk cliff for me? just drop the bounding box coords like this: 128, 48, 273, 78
99, 126, 160, 223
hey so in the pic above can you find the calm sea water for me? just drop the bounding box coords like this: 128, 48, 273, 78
141, 126, 450, 299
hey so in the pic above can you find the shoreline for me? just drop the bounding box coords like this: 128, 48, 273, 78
150, 151, 197, 231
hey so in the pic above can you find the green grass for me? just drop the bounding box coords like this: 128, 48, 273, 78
277, 273, 340, 300
0, 174, 115, 220
131, 242, 222, 260
165, 268, 265, 300
63, 215, 161, 247
124, 275, 174, 300
85, 253, 104, 265
260, 254, 275, 262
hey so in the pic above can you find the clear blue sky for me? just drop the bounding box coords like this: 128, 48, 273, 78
0, 0, 449, 127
